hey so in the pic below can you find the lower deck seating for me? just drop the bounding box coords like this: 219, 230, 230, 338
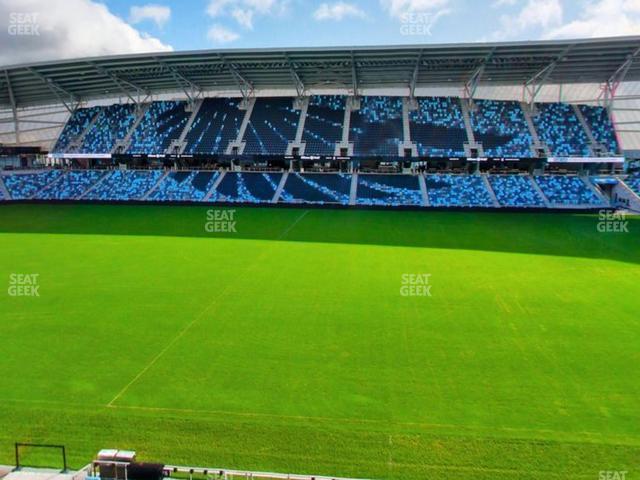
213, 172, 282, 203
426, 174, 493, 207
37, 171, 104, 200
623, 173, 640, 197
356, 174, 422, 206
3, 170, 64, 199
85, 170, 163, 201
280, 173, 351, 204
488, 175, 545, 207
150, 171, 218, 201
534, 175, 601, 205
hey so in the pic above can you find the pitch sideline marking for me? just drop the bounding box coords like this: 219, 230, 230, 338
277, 209, 310, 240
107, 209, 313, 407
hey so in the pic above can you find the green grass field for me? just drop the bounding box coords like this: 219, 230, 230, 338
0, 204, 639, 480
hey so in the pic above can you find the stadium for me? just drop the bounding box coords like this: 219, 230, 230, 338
1, 14, 640, 480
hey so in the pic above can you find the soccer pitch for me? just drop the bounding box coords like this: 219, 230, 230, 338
0, 204, 639, 480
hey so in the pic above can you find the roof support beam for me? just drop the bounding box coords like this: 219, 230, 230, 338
523, 44, 574, 107
409, 50, 423, 100
463, 49, 495, 105
25, 67, 79, 114
600, 45, 640, 109
154, 58, 204, 102
4, 70, 20, 144
88, 62, 149, 104
351, 51, 359, 97
284, 53, 305, 98
219, 55, 254, 100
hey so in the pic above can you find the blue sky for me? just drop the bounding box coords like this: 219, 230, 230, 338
0, 0, 639, 66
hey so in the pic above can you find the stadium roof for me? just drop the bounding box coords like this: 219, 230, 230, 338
2, 36, 640, 108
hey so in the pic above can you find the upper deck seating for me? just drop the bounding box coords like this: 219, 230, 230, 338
302, 96, 345, 156
471, 100, 532, 157
128, 102, 191, 154
243, 98, 300, 155
409, 97, 467, 157
184, 99, 244, 154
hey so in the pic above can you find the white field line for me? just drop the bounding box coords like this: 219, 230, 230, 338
107, 209, 312, 406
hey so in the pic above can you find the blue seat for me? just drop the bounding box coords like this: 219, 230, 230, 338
471, 101, 532, 157
213, 172, 282, 203
534, 175, 601, 205
128, 102, 191, 154
37, 171, 104, 200
184, 99, 244, 154
3, 170, 64, 199
302, 96, 345, 155
53, 107, 101, 153
85, 170, 163, 200
278, 173, 351, 204
579, 105, 619, 155
356, 174, 422, 206
409, 97, 467, 157
150, 171, 219, 201
243, 98, 300, 155
425, 174, 493, 207
533, 103, 590, 156
80, 104, 137, 153
488, 175, 544, 207
350, 97, 403, 156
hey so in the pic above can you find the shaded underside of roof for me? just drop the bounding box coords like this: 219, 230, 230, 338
2, 36, 640, 108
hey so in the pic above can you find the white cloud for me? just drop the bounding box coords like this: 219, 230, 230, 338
544, 0, 640, 38
0, 0, 172, 66
206, 0, 289, 40
491, 0, 562, 40
491, 0, 518, 7
314, 2, 367, 21
129, 4, 171, 28
231, 8, 255, 29
379, 0, 450, 19
207, 24, 240, 43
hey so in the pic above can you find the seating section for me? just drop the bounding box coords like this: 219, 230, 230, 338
302, 96, 345, 155
85, 170, 163, 201
488, 175, 544, 207
356, 174, 422, 206
213, 172, 282, 203
426, 174, 493, 207
243, 98, 300, 155
534, 175, 601, 205
471, 101, 532, 157
81, 104, 137, 153
279, 173, 351, 204
623, 173, 640, 197
533, 103, 590, 156
3, 170, 63, 199
409, 97, 467, 157
37, 171, 104, 200
184, 99, 244, 154
350, 97, 403, 156
128, 102, 191, 154
150, 171, 218, 201
579, 105, 619, 155
53, 107, 101, 152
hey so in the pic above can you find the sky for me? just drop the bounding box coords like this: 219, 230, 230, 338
1, 0, 640, 66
